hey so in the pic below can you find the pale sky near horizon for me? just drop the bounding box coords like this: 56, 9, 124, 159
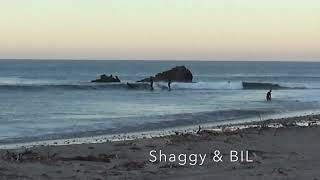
0, 0, 319, 61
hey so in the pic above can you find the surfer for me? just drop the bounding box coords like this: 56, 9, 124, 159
168, 79, 172, 91
266, 89, 272, 101
150, 77, 154, 90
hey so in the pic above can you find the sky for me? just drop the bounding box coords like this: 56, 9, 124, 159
0, 0, 319, 61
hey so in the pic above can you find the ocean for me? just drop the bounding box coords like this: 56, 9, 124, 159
1, 60, 320, 144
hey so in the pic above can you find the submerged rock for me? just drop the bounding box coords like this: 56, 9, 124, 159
91, 74, 121, 83
137, 66, 193, 82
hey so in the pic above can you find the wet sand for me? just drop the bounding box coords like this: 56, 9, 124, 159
1, 114, 320, 180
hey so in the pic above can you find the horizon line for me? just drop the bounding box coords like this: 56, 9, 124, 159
0, 58, 320, 63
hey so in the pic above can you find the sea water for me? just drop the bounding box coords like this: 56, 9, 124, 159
0, 60, 320, 144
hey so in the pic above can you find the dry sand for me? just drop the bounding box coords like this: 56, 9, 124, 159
1, 114, 320, 180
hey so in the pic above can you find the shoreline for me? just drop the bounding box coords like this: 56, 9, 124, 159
1, 111, 320, 179
1, 109, 320, 150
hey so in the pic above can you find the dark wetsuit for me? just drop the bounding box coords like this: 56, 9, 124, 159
266, 91, 271, 101
150, 78, 154, 90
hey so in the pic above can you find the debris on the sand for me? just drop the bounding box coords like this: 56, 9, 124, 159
58, 154, 116, 163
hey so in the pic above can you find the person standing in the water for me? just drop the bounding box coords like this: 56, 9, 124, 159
168, 79, 172, 91
266, 89, 272, 101
150, 77, 154, 90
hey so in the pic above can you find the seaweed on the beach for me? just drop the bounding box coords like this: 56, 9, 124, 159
1, 149, 50, 162
1, 148, 117, 165
58, 153, 116, 163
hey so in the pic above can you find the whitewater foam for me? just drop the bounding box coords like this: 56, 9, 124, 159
0, 79, 315, 91
171, 81, 243, 90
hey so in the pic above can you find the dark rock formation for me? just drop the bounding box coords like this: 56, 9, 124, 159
137, 66, 193, 82
91, 74, 120, 83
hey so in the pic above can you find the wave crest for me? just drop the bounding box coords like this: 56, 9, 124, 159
0, 78, 309, 91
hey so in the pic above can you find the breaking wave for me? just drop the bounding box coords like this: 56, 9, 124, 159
0, 77, 311, 91
172, 81, 306, 90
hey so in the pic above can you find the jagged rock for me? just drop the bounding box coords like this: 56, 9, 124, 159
91, 74, 120, 83
137, 66, 193, 82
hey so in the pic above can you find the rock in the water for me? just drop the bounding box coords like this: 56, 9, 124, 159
137, 66, 193, 82
91, 74, 121, 83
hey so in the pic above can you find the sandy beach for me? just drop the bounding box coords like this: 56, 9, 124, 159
0, 114, 320, 180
